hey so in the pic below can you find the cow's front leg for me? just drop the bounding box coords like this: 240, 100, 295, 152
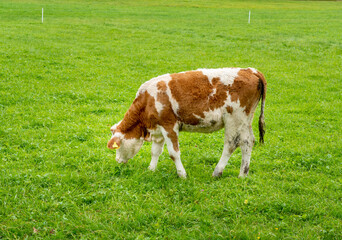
161, 126, 186, 178
148, 138, 165, 171
170, 151, 186, 178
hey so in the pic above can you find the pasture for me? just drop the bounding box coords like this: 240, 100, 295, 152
0, 0, 341, 239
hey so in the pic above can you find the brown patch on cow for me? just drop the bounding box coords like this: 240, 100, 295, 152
167, 130, 179, 152
107, 136, 121, 149
226, 105, 233, 114
209, 77, 229, 111
168, 71, 229, 125
169, 71, 211, 124
156, 91, 177, 127
227, 69, 262, 115
211, 77, 220, 85
157, 81, 167, 91
121, 123, 144, 139
170, 155, 176, 162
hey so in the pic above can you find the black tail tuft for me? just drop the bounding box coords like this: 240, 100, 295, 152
259, 114, 265, 144
256, 71, 267, 144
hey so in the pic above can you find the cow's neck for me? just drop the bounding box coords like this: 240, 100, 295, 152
117, 91, 157, 139
117, 97, 146, 139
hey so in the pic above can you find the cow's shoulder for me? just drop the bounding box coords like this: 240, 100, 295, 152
137, 73, 172, 98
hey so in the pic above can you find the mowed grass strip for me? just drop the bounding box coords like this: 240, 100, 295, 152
0, 0, 341, 239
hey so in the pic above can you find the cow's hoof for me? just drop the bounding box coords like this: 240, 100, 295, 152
148, 165, 156, 171
212, 170, 223, 177
177, 171, 187, 179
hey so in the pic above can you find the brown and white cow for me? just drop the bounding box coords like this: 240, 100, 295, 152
107, 68, 266, 178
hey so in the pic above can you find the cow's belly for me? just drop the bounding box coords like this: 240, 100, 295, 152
178, 106, 226, 133
180, 118, 224, 133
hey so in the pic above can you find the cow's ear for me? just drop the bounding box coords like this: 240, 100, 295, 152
107, 137, 121, 149
142, 128, 152, 142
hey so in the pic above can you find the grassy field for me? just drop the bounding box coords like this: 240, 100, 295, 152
1, 0, 341, 239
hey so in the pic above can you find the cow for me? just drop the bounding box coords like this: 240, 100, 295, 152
107, 68, 266, 178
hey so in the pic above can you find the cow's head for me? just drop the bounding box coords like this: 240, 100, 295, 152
107, 123, 144, 163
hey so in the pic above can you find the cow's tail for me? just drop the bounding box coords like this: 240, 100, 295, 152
255, 71, 267, 144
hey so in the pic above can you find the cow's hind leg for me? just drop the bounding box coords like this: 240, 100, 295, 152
238, 126, 255, 178
148, 138, 165, 171
212, 128, 239, 177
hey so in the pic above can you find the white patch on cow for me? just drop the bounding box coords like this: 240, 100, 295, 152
142, 73, 180, 115
198, 68, 240, 85
155, 100, 164, 114
115, 137, 144, 163
248, 67, 258, 73
165, 86, 179, 116
209, 88, 217, 97
138, 74, 164, 97
135, 74, 176, 115
138, 74, 170, 97
148, 127, 163, 140
160, 127, 174, 150
201, 108, 225, 131
149, 137, 165, 171
182, 109, 224, 133
226, 94, 250, 125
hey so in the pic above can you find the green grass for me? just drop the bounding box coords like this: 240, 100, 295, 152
1, 0, 341, 239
